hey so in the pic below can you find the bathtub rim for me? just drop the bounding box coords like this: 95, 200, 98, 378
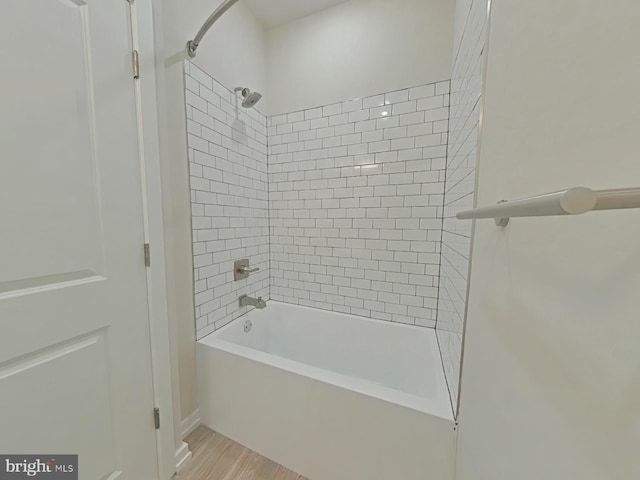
198, 302, 454, 421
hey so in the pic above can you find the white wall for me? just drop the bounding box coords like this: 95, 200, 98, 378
157, 0, 267, 433
451, 0, 473, 60
163, 0, 267, 97
266, 0, 454, 115
455, 1, 640, 479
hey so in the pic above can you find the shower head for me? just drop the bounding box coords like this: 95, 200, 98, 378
242, 92, 262, 108
235, 87, 262, 109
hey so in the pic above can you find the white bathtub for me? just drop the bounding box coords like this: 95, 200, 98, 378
197, 302, 456, 480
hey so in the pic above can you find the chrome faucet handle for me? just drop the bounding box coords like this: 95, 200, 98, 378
237, 265, 259, 274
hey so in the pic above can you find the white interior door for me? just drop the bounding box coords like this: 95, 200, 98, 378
0, 1, 158, 479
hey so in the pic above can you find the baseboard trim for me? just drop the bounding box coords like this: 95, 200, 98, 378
181, 408, 201, 439
175, 441, 192, 473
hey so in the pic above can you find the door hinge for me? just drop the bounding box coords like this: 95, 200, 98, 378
144, 243, 151, 267
154, 407, 160, 429
132, 50, 140, 79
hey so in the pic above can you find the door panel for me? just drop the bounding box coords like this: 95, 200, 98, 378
1, 0, 103, 288
0, 331, 117, 479
0, 1, 158, 478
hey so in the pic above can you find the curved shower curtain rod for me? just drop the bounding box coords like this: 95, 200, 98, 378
187, 0, 242, 58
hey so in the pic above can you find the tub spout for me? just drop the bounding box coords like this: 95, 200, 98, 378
239, 294, 267, 309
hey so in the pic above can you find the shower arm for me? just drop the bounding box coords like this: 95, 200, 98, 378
186, 0, 242, 58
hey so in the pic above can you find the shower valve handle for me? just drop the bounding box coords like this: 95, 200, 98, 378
237, 265, 259, 274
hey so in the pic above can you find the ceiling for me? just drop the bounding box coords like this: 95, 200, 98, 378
244, 0, 351, 29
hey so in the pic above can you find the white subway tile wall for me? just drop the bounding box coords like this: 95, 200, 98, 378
437, 0, 488, 413
185, 61, 270, 340
183, 61, 474, 411
268, 82, 450, 328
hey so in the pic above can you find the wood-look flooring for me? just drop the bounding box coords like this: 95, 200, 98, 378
174, 426, 308, 480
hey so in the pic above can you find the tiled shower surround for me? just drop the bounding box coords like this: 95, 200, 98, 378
268, 82, 450, 327
184, 62, 462, 409
437, 0, 489, 410
184, 62, 270, 340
